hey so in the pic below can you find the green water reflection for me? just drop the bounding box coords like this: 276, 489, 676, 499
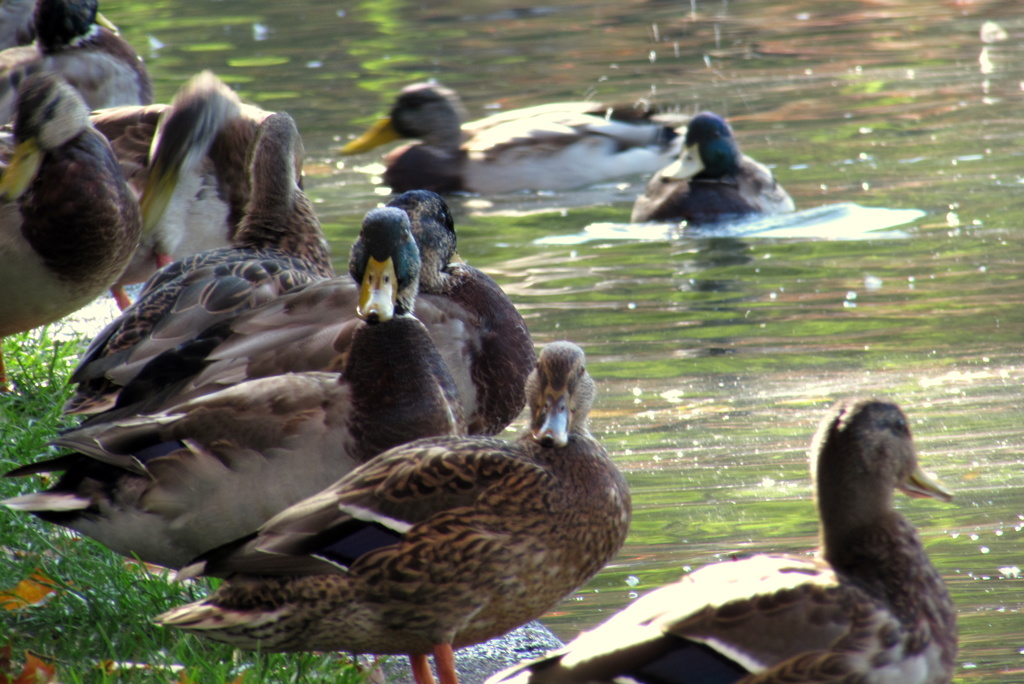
70, 0, 1024, 679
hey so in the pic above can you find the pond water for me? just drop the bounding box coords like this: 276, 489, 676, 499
61, 0, 1024, 680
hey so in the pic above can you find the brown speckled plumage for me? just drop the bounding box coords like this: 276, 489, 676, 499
488, 398, 956, 684
66, 190, 532, 437
63, 110, 332, 417
4, 207, 463, 570
156, 342, 630, 684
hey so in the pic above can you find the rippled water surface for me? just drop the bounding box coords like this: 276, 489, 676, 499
72, 0, 1024, 679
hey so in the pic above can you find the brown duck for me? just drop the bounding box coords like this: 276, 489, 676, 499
4, 206, 464, 569
155, 341, 631, 684
487, 397, 956, 684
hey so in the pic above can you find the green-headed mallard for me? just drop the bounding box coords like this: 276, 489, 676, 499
65, 190, 533, 437
0, 72, 140, 388
155, 341, 630, 684
340, 82, 682, 194
0, 0, 152, 123
4, 206, 465, 569
91, 71, 276, 309
62, 109, 333, 415
631, 111, 794, 224
486, 398, 956, 684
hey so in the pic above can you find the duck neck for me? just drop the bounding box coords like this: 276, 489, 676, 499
821, 506, 950, 630
696, 138, 742, 180
346, 316, 464, 458
234, 196, 332, 276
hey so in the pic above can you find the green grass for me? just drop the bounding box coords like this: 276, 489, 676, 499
0, 328, 368, 683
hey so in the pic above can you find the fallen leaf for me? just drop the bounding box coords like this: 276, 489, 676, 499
3, 652, 57, 684
0, 572, 60, 610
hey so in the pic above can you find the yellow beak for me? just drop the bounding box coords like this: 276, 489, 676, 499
899, 465, 953, 503
357, 256, 397, 323
339, 117, 402, 155
96, 12, 120, 34
0, 138, 42, 201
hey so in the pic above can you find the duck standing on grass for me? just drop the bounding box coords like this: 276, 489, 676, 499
487, 397, 956, 684
0, 72, 140, 390
341, 82, 681, 194
631, 111, 794, 225
156, 341, 632, 684
3, 207, 466, 570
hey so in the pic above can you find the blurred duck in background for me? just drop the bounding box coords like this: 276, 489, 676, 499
341, 82, 682, 194
0, 0, 152, 123
91, 71, 280, 309
631, 111, 794, 225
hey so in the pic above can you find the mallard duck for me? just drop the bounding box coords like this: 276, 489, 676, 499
340, 82, 682, 194
91, 71, 276, 309
0, 72, 140, 389
4, 206, 465, 569
155, 341, 631, 684
486, 398, 957, 684
0, 0, 152, 123
631, 111, 794, 224
62, 109, 333, 415
65, 190, 533, 437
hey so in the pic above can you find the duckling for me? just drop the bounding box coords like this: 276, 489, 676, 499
65, 191, 533, 437
0, 72, 139, 389
631, 111, 794, 224
340, 82, 681, 194
0, 0, 152, 123
155, 341, 631, 684
486, 398, 956, 684
4, 206, 464, 570
62, 109, 333, 416
91, 71, 276, 309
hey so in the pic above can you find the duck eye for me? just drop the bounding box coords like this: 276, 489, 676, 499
889, 416, 909, 436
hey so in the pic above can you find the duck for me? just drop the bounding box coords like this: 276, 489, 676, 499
0, 72, 140, 389
62, 109, 334, 416
631, 111, 794, 224
3, 206, 465, 570
90, 70, 277, 309
65, 190, 534, 437
486, 398, 957, 684
340, 82, 682, 194
154, 341, 631, 684
0, 0, 153, 123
